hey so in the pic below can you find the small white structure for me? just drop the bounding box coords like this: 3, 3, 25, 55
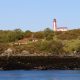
57, 27, 68, 31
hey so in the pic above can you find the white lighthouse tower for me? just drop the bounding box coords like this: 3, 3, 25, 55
53, 19, 57, 31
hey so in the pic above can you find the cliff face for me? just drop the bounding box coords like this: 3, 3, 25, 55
0, 48, 80, 57
0, 48, 54, 56
0, 56, 80, 70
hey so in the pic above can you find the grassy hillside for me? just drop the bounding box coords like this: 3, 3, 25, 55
0, 28, 80, 56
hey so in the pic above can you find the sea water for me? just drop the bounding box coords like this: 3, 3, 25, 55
0, 70, 80, 80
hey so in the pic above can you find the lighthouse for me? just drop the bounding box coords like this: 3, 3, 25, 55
53, 19, 57, 31
53, 18, 68, 31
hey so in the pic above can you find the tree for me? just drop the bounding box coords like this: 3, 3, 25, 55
34, 31, 44, 39
63, 39, 80, 55
33, 40, 64, 55
24, 30, 32, 38
13, 29, 24, 40
43, 28, 54, 40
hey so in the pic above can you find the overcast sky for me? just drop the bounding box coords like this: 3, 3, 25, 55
0, 0, 80, 31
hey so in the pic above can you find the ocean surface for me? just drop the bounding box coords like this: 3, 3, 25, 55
0, 70, 80, 80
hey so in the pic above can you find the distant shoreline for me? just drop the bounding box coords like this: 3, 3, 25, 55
0, 56, 80, 70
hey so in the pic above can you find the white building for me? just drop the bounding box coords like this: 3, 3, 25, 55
57, 27, 68, 31
53, 19, 68, 31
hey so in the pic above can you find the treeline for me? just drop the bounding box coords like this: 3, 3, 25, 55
0, 28, 80, 56
0, 28, 80, 42
0, 29, 24, 43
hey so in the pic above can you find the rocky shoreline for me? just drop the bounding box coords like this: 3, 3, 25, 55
0, 56, 80, 70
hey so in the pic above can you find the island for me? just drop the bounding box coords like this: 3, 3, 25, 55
0, 28, 80, 70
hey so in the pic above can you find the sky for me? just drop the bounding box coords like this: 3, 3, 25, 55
0, 0, 80, 31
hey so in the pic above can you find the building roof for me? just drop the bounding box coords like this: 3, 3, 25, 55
57, 27, 67, 29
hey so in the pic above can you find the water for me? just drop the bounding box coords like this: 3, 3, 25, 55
0, 70, 80, 80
